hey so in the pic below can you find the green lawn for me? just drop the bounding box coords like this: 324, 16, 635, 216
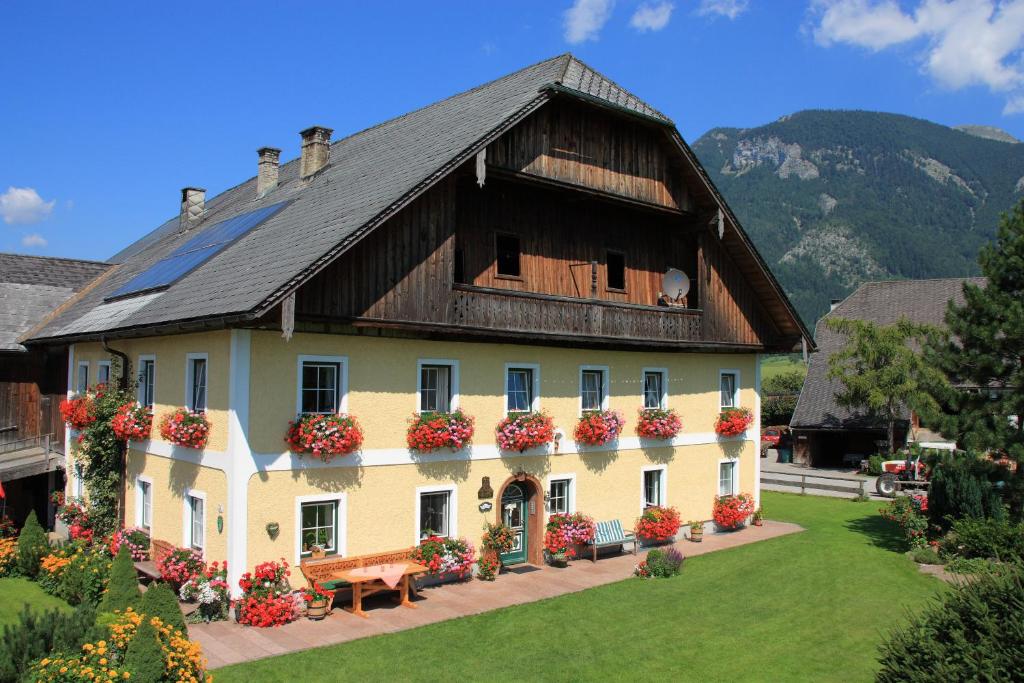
761, 353, 807, 382
216, 493, 943, 682
0, 576, 71, 628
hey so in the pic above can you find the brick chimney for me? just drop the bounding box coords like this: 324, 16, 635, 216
257, 147, 281, 196
179, 187, 205, 231
300, 126, 333, 178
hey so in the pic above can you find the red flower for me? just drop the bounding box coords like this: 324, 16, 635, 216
406, 411, 475, 453
714, 408, 753, 437
712, 494, 755, 529
285, 413, 364, 461
635, 506, 682, 541
159, 408, 210, 449
635, 408, 683, 440
495, 412, 555, 452
59, 395, 95, 431
110, 402, 152, 441
574, 410, 625, 446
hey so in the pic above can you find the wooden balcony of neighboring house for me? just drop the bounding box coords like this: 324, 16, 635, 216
0, 432, 62, 483
446, 283, 702, 346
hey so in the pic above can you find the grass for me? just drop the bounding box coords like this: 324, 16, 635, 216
761, 353, 807, 382
215, 493, 943, 682
0, 576, 71, 628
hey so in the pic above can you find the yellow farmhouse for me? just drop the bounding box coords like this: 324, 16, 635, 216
26, 55, 811, 593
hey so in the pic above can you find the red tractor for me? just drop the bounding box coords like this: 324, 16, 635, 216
874, 444, 955, 497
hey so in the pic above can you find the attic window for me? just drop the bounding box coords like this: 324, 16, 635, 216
496, 233, 520, 278
606, 251, 625, 291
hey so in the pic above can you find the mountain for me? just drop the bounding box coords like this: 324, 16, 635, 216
692, 110, 1024, 326
954, 124, 1020, 144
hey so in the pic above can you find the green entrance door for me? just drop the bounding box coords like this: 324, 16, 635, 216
500, 483, 528, 565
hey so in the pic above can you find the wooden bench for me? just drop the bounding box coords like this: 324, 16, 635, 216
134, 537, 175, 582
299, 548, 415, 593
589, 520, 637, 562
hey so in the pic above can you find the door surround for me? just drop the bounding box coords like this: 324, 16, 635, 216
494, 472, 543, 565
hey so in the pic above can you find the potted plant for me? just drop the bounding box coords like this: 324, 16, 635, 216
410, 535, 475, 584
752, 507, 764, 527
406, 411, 475, 452
574, 410, 625, 447
480, 522, 515, 576
309, 544, 326, 559
286, 413, 364, 461
543, 513, 596, 567
635, 407, 683, 440
713, 493, 756, 531
714, 407, 754, 437
634, 506, 682, 545
159, 408, 211, 449
688, 520, 704, 542
300, 583, 334, 621
495, 412, 556, 452
110, 402, 152, 441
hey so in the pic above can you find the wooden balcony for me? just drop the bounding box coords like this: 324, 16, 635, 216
448, 284, 702, 344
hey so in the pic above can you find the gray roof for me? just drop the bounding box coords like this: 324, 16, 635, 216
0, 253, 110, 351
790, 277, 986, 430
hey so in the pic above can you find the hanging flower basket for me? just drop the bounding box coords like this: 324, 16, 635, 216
634, 505, 682, 543
495, 411, 555, 452
573, 410, 625, 446
159, 408, 210, 449
406, 411, 475, 452
285, 413, 364, 461
714, 407, 753, 437
635, 408, 682, 440
59, 395, 95, 431
713, 493, 755, 530
110, 402, 152, 442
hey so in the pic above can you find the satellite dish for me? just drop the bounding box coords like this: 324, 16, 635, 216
662, 268, 690, 300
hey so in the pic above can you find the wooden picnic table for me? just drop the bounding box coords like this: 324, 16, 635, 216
330, 561, 429, 618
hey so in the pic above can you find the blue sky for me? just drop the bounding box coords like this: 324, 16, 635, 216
3, 0, 1023, 260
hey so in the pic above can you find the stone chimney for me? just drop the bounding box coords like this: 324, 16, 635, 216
257, 147, 281, 196
179, 187, 206, 231
300, 126, 333, 178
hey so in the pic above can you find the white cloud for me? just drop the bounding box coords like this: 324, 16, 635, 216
697, 0, 750, 19
564, 0, 615, 43
0, 187, 55, 225
811, 0, 1024, 113
631, 2, 675, 31
20, 233, 47, 248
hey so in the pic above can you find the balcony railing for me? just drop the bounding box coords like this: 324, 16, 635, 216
448, 284, 702, 343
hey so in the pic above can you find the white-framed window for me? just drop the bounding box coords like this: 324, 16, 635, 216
183, 489, 206, 553
505, 363, 540, 413
720, 370, 739, 409
718, 460, 738, 497
76, 361, 89, 394
642, 465, 667, 509
185, 353, 208, 413
137, 355, 156, 409
136, 476, 153, 530
417, 359, 459, 413
547, 473, 576, 515
415, 484, 457, 543
642, 368, 668, 410
96, 361, 112, 386
296, 355, 348, 415
294, 493, 347, 564
579, 365, 610, 413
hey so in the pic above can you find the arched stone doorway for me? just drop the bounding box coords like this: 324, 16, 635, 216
495, 473, 543, 566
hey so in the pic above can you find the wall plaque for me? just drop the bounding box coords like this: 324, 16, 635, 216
478, 501, 493, 512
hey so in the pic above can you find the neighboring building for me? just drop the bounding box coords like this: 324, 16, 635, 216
0, 253, 110, 527
790, 277, 985, 467
24, 55, 810, 591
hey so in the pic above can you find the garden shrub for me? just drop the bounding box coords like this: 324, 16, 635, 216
56, 542, 112, 606
140, 582, 187, 636
124, 617, 166, 683
867, 454, 885, 477
927, 455, 1006, 531
100, 544, 141, 614
946, 556, 1000, 574
0, 603, 98, 682
909, 547, 943, 565
941, 516, 1024, 562
15, 511, 49, 578
634, 547, 684, 578
876, 563, 1024, 681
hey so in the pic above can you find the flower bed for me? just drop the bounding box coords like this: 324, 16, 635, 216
635, 506, 682, 542
160, 408, 211, 449
880, 495, 929, 549
157, 546, 205, 590
406, 411, 475, 452
0, 537, 15, 577
544, 512, 596, 562
237, 559, 297, 627
574, 410, 625, 446
38, 540, 112, 605
59, 394, 95, 431
481, 522, 516, 553
180, 561, 230, 623
410, 535, 475, 577
713, 493, 755, 530
634, 547, 684, 578
714, 407, 753, 437
110, 402, 152, 441
636, 408, 683, 440
109, 526, 151, 561
495, 411, 556, 452
285, 413, 364, 461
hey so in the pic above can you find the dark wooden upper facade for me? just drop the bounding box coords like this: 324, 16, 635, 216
294, 98, 798, 352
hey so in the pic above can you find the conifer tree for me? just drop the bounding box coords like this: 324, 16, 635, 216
123, 617, 165, 683
139, 582, 186, 636
99, 545, 140, 614
15, 511, 49, 578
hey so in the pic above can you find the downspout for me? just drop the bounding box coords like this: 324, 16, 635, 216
102, 337, 130, 526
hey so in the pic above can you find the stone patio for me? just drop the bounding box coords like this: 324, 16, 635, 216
193, 520, 803, 669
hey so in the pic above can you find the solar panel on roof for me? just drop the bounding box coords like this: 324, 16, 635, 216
105, 201, 288, 301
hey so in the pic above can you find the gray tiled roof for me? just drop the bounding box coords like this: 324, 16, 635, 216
790, 277, 986, 430
0, 253, 110, 351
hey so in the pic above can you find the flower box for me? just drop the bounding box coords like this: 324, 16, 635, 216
159, 408, 210, 449
714, 407, 753, 437
635, 408, 682, 440
410, 535, 475, 578
574, 410, 625, 447
406, 411, 475, 452
110, 402, 152, 442
635, 506, 682, 543
286, 413, 364, 462
495, 411, 555, 452
544, 512, 596, 563
713, 493, 755, 530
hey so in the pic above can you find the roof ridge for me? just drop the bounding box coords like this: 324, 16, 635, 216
560, 55, 671, 122
0, 252, 110, 266
858, 276, 984, 286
